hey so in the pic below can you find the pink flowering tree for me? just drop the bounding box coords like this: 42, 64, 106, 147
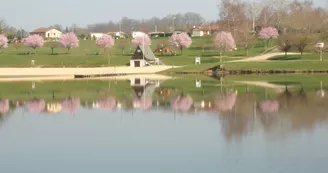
169, 32, 192, 55
214, 91, 238, 112
260, 100, 279, 113
26, 99, 46, 113
97, 97, 116, 110
213, 31, 236, 60
96, 34, 115, 53
258, 27, 279, 49
61, 97, 80, 114
0, 35, 8, 52
171, 94, 193, 112
131, 35, 151, 47
24, 35, 44, 53
133, 97, 153, 110
0, 99, 9, 114
59, 32, 79, 54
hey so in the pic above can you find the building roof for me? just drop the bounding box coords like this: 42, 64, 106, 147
193, 25, 220, 31
30, 28, 59, 33
131, 45, 156, 61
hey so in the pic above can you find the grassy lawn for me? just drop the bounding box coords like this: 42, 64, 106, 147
0, 36, 268, 67
223, 61, 328, 71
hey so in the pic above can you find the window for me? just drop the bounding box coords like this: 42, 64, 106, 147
54, 33, 56, 36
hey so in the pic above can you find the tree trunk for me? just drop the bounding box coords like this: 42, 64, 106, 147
300, 51, 303, 58
220, 52, 222, 62
51, 48, 54, 55
246, 49, 249, 57
285, 51, 287, 57
121, 49, 124, 56
67, 48, 70, 55
180, 48, 183, 55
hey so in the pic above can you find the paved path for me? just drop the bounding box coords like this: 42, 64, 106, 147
0, 65, 177, 77
0, 74, 173, 82
230, 52, 301, 62
233, 81, 291, 93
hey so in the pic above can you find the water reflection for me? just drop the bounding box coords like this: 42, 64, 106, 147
0, 77, 328, 140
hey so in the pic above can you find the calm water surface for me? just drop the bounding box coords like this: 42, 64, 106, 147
0, 75, 328, 173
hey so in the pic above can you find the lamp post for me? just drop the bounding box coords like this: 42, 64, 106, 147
172, 16, 176, 32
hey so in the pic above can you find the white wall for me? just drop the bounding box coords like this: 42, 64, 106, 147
45, 29, 62, 38
132, 32, 146, 38
90, 33, 104, 39
130, 60, 146, 67
192, 30, 204, 37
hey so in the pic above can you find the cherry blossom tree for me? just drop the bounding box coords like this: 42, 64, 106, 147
97, 97, 116, 110
258, 27, 279, 49
214, 91, 238, 112
169, 32, 192, 55
26, 99, 46, 113
24, 35, 44, 52
0, 99, 9, 114
0, 35, 8, 51
171, 94, 193, 112
59, 32, 79, 54
61, 97, 80, 114
213, 31, 236, 61
131, 35, 151, 47
133, 97, 152, 110
260, 100, 279, 113
96, 34, 115, 53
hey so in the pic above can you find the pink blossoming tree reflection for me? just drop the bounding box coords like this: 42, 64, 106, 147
26, 99, 46, 113
171, 95, 193, 112
61, 97, 80, 114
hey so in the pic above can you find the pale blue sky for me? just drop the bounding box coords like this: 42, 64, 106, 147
0, 0, 326, 31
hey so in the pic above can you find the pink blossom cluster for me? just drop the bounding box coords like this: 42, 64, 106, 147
0, 99, 9, 114
260, 100, 279, 113
59, 32, 79, 49
96, 34, 115, 49
214, 91, 238, 112
26, 99, 46, 113
171, 95, 193, 112
131, 35, 151, 47
61, 97, 80, 113
97, 97, 116, 110
133, 97, 152, 110
258, 27, 279, 40
213, 31, 236, 51
0, 35, 8, 49
169, 32, 192, 49
24, 35, 44, 49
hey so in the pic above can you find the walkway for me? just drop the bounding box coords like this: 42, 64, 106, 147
230, 52, 301, 62
0, 74, 173, 82
0, 65, 177, 77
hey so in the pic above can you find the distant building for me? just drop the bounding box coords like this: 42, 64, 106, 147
107, 31, 128, 39
30, 28, 62, 38
89, 33, 104, 40
132, 31, 146, 38
192, 25, 219, 37
46, 103, 62, 113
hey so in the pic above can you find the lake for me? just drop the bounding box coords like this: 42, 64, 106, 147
0, 74, 328, 173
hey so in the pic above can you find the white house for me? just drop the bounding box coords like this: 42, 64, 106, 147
107, 31, 128, 39
30, 28, 62, 39
90, 33, 104, 40
132, 31, 146, 38
130, 45, 162, 67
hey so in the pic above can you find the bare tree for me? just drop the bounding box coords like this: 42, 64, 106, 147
0, 19, 6, 34
117, 40, 130, 55
278, 36, 293, 56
